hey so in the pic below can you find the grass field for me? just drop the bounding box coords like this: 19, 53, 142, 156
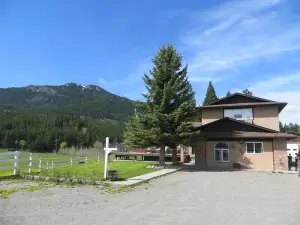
38, 161, 157, 180
0, 149, 158, 180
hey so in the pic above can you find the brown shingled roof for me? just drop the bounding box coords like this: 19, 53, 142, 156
198, 102, 287, 113
195, 131, 297, 140
287, 131, 300, 136
192, 117, 298, 140
196, 117, 279, 133
209, 92, 275, 105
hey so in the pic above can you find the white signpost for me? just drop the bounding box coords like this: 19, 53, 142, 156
104, 137, 118, 180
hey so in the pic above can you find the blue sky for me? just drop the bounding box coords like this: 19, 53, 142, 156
1, 0, 300, 123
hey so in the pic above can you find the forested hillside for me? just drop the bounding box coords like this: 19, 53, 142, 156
0, 83, 136, 151
0, 83, 135, 121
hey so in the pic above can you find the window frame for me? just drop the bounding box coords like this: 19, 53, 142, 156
214, 142, 230, 163
224, 108, 253, 120
246, 142, 264, 154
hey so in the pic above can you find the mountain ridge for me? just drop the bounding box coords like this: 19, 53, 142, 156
0, 82, 136, 122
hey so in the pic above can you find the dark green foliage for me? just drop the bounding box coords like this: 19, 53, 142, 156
226, 91, 232, 97
279, 121, 284, 132
0, 83, 135, 122
123, 44, 197, 165
0, 112, 124, 152
0, 83, 134, 152
242, 89, 253, 96
280, 122, 300, 133
203, 81, 218, 105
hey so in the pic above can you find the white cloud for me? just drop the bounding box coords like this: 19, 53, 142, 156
176, 0, 300, 124
101, 0, 300, 124
97, 77, 106, 85
249, 72, 300, 92
99, 59, 152, 100
247, 73, 300, 124
111, 59, 151, 88
181, 0, 300, 82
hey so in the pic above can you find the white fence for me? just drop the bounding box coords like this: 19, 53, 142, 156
0, 151, 102, 176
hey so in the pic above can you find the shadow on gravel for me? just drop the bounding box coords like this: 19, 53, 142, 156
176, 164, 245, 173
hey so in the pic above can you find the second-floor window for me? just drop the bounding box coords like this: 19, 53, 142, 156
224, 108, 253, 120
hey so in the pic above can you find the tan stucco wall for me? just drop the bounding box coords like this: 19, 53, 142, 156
194, 139, 206, 169
201, 108, 223, 125
201, 105, 280, 131
253, 106, 279, 131
205, 140, 274, 170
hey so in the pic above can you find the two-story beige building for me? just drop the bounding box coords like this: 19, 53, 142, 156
192, 93, 297, 171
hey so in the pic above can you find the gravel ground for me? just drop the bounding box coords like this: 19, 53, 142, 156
0, 181, 39, 190
1, 171, 300, 225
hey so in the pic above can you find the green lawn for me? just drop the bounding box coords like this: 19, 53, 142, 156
38, 161, 156, 180
0, 149, 158, 179
0, 149, 89, 176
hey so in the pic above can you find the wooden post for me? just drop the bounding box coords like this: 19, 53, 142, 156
104, 137, 109, 180
38, 158, 42, 172
13, 151, 20, 175
46, 160, 49, 170
104, 137, 117, 180
29, 153, 32, 173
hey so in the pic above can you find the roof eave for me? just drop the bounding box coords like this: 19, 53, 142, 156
198, 102, 287, 110
208, 92, 275, 105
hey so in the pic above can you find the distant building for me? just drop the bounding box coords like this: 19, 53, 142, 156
287, 131, 300, 160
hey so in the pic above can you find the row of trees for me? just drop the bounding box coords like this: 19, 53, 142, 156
0, 113, 123, 152
280, 122, 300, 133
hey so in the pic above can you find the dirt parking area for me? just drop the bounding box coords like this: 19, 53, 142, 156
1, 171, 300, 225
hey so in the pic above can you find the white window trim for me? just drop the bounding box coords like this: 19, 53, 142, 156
214, 142, 230, 163
214, 149, 230, 162
246, 142, 264, 154
224, 108, 253, 120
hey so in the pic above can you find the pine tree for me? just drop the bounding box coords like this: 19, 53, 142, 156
242, 89, 253, 96
226, 91, 232, 97
203, 81, 218, 105
279, 121, 284, 132
123, 44, 197, 166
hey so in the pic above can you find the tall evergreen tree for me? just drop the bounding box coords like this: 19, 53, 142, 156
226, 91, 232, 97
242, 89, 253, 96
123, 44, 197, 165
203, 81, 218, 105
279, 121, 284, 132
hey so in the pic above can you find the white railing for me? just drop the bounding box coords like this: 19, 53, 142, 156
0, 151, 103, 176
0, 151, 36, 175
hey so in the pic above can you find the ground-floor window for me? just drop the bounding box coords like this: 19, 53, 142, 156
214, 142, 230, 162
246, 142, 264, 154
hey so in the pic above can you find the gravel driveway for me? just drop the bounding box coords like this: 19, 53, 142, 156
1, 171, 300, 225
